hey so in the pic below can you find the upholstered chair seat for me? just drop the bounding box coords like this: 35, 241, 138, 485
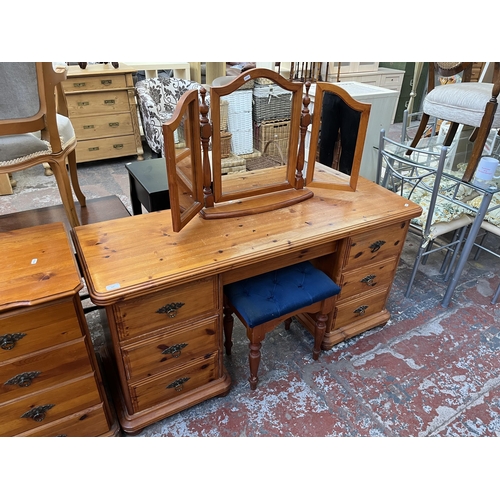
424, 82, 500, 129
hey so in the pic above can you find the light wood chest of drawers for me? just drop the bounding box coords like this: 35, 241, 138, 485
60, 63, 143, 164
0, 223, 117, 437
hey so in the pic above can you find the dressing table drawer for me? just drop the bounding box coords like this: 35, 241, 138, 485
0, 338, 93, 405
344, 221, 408, 270
122, 316, 219, 381
334, 288, 390, 329
338, 258, 397, 301
114, 276, 219, 341
19, 404, 110, 437
70, 113, 134, 139
0, 374, 102, 437
0, 301, 83, 362
130, 352, 219, 412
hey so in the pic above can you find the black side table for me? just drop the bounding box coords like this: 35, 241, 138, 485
125, 158, 170, 215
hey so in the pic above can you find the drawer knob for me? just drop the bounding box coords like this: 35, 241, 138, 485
88, 147, 100, 152
354, 305, 368, 316
21, 404, 55, 422
101, 79, 112, 85
167, 377, 190, 392
77, 101, 90, 106
108, 122, 119, 128
162, 343, 188, 358
369, 240, 386, 253
361, 274, 377, 286
104, 99, 116, 105
0, 333, 27, 351
156, 302, 185, 318
113, 144, 124, 150
73, 82, 86, 88
4, 371, 41, 387
83, 124, 95, 129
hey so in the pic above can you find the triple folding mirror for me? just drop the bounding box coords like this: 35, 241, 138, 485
163, 68, 371, 232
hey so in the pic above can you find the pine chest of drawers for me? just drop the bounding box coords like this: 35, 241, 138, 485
60, 63, 143, 164
0, 223, 116, 437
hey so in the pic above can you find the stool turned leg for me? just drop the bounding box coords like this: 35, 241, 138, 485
313, 312, 328, 361
223, 306, 234, 355
248, 342, 262, 390
284, 317, 293, 330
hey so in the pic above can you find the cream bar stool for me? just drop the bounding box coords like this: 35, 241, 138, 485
223, 261, 341, 390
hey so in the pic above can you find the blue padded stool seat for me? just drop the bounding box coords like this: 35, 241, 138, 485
223, 261, 341, 390
224, 261, 341, 328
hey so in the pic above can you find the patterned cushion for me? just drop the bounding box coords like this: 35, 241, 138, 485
224, 261, 341, 328
423, 82, 500, 129
135, 77, 207, 156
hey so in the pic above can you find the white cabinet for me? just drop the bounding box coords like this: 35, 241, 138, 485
307, 81, 400, 182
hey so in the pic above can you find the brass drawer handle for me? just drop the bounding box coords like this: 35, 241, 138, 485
113, 144, 124, 150
4, 371, 41, 387
156, 302, 185, 318
108, 122, 119, 128
77, 101, 90, 106
101, 79, 112, 85
83, 124, 95, 129
360, 274, 377, 286
167, 377, 190, 392
161, 343, 188, 358
21, 404, 55, 422
370, 240, 386, 253
73, 82, 86, 88
88, 147, 99, 152
0, 333, 27, 351
104, 99, 115, 105
354, 305, 368, 316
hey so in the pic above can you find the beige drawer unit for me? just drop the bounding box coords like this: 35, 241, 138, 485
0, 223, 117, 437
60, 63, 143, 163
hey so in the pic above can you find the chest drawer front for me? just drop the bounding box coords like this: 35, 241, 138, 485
130, 352, 219, 412
344, 221, 408, 270
0, 301, 82, 362
75, 135, 137, 162
380, 74, 403, 88
62, 74, 128, 92
0, 374, 101, 436
334, 288, 389, 329
71, 113, 133, 139
0, 339, 92, 405
338, 258, 397, 301
19, 404, 110, 437
122, 316, 219, 381
115, 277, 218, 341
66, 90, 130, 115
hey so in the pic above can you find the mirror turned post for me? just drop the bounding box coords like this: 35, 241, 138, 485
296, 81, 312, 189
199, 87, 214, 208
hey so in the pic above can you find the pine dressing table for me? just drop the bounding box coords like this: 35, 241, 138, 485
71, 70, 422, 433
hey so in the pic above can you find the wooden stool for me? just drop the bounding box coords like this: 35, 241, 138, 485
223, 261, 341, 390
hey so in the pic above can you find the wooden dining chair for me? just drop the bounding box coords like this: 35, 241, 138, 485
406, 62, 500, 183
223, 261, 341, 390
0, 62, 84, 228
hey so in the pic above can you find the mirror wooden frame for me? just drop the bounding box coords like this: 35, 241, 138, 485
162, 89, 203, 232
305, 82, 371, 192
